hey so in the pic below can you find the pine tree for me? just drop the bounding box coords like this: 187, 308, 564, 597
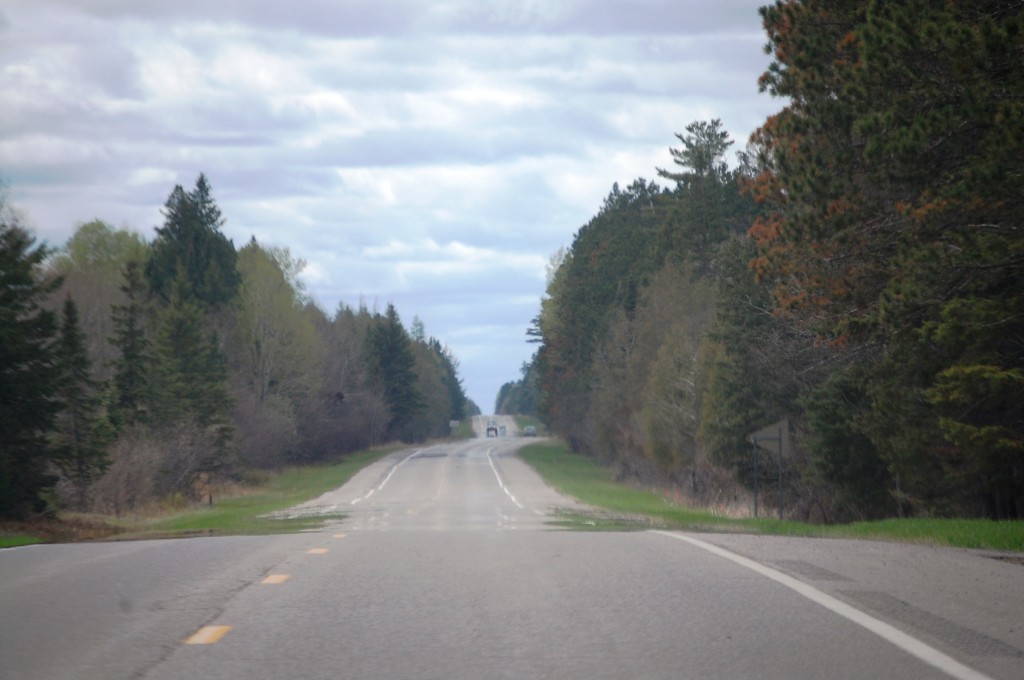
54, 296, 111, 509
535, 179, 664, 445
0, 221, 63, 517
750, 0, 1024, 516
657, 119, 744, 276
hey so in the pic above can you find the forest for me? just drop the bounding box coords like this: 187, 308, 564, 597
0, 175, 473, 519
501, 0, 1023, 521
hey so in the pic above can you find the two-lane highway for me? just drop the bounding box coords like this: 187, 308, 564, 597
277, 437, 560, 532
2, 434, 1022, 679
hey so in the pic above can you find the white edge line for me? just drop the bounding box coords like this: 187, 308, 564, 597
350, 448, 427, 505
378, 448, 424, 491
487, 449, 525, 510
651, 531, 994, 680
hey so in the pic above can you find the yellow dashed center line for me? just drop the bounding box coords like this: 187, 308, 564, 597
261, 574, 290, 584
307, 548, 329, 554
184, 625, 232, 645
332, 533, 347, 539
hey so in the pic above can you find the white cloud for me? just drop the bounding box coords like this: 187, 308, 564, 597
1, 0, 781, 408
127, 167, 178, 187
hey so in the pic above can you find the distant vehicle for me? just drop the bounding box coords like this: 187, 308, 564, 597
486, 420, 498, 437
523, 426, 537, 437
499, 425, 507, 436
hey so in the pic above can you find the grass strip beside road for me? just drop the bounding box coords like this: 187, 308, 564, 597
518, 441, 1024, 552
134, 447, 397, 538
451, 419, 476, 439
1, 446, 397, 546
0, 535, 43, 549
513, 415, 548, 436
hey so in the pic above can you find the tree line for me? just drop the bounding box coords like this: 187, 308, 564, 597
522, 1, 1023, 522
0, 175, 474, 519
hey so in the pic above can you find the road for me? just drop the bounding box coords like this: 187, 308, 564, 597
470, 413, 519, 438
2, 433, 1022, 679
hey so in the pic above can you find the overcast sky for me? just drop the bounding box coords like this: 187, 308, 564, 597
1, 0, 782, 412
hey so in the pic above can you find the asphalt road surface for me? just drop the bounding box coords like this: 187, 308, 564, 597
2, 434, 1023, 679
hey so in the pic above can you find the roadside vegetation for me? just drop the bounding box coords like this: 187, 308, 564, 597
4, 1, 1020, 539
520, 442, 1024, 553
507, 3, 1024, 525
1, 446, 398, 545
0, 176, 478, 527
450, 419, 477, 440
132, 446, 396, 537
0, 535, 42, 549
513, 415, 547, 436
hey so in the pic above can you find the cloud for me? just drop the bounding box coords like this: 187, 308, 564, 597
1, 0, 782, 408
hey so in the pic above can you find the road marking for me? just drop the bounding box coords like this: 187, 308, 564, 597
261, 574, 290, 584
307, 548, 329, 555
332, 533, 347, 539
378, 448, 431, 491
351, 448, 431, 505
184, 625, 232, 645
487, 449, 525, 509
652, 531, 995, 680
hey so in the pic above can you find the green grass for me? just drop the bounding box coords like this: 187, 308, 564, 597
513, 415, 548, 436
113, 446, 398, 539
518, 441, 1024, 552
450, 419, 476, 439
829, 518, 1024, 551
0, 535, 43, 549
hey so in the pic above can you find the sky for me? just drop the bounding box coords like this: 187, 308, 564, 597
1, 0, 783, 413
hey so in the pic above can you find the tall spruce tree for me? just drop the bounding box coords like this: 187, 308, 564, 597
108, 260, 152, 426
430, 337, 467, 421
0, 221, 63, 517
365, 304, 423, 441
146, 174, 239, 309
54, 296, 111, 509
151, 289, 232, 431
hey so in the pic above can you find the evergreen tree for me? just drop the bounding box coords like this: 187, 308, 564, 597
751, 0, 1024, 517
657, 119, 744, 276
51, 221, 151, 385
146, 174, 240, 309
429, 337, 467, 421
54, 296, 111, 509
496, 359, 539, 416
536, 179, 664, 446
364, 304, 423, 441
149, 290, 234, 490
152, 289, 232, 431
0, 221, 63, 517
108, 261, 152, 426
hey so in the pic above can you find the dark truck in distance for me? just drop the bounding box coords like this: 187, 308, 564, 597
486, 420, 499, 437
